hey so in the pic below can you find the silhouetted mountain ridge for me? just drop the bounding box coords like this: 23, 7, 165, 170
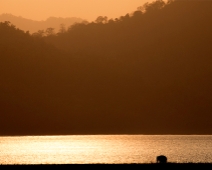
0, 13, 85, 33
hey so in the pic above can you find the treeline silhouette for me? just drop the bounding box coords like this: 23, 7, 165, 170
1, 0, 212, 135
0, 14, 85, 33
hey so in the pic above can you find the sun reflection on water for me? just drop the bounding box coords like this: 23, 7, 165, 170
0, 135, 212, 164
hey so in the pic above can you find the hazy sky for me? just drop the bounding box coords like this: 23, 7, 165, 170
1, 0, 154, 21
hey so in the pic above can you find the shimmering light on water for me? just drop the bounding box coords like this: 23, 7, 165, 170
0, 135, 212, 164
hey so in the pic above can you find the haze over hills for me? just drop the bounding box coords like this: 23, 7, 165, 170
0, 13, 85, 33
0, 0, 212, 135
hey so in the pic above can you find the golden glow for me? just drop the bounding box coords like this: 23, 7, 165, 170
0, 0, 154, 21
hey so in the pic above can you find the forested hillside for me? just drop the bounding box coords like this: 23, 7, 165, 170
1, 0, 212, 135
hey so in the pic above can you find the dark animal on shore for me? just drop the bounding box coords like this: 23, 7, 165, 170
156, 155, 167, 163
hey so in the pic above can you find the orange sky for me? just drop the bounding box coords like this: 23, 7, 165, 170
1, 0, 154, 21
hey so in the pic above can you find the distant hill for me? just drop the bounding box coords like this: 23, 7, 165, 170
0, 13, 85, 33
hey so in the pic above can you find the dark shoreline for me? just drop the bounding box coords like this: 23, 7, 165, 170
1, 163, 212, 170
1, 162, 212, 165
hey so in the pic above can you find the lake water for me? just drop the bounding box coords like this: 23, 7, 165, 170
0, 135, 212, 164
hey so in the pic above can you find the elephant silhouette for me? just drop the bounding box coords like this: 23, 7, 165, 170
156, 155, 167, 163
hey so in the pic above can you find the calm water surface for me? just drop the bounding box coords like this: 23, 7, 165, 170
0, 135, 212, 164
